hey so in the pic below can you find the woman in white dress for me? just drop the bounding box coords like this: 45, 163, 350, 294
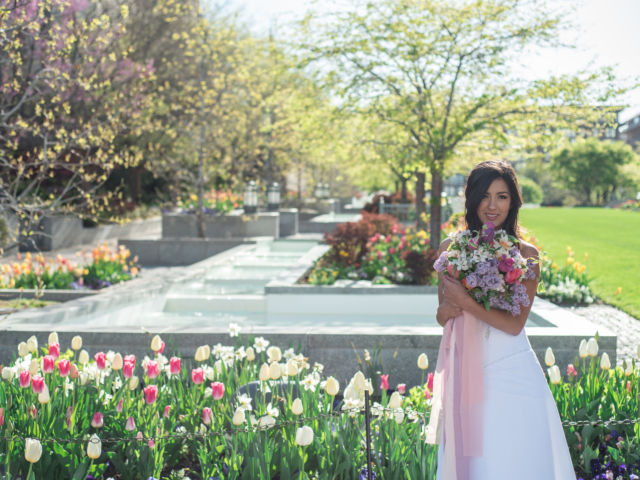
430, 161, 575, 479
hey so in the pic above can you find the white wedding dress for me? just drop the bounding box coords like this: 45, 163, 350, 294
436, 322, 576, 479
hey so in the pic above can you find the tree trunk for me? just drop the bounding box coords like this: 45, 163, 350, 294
429, 166, 443, 250
415, 171, 426, 231
401, 178, 407, 203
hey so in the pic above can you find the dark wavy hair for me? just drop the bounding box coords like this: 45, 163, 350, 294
464, 161, 523, 238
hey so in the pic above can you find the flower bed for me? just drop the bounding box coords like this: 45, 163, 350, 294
306, 213, 439, 285
0, 328, 637, 479
0, 243, 140, 291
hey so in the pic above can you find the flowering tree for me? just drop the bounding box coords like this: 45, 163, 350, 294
0, 0, 153, 249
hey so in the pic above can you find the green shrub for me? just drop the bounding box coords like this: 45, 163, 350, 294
519, 176, 544, 204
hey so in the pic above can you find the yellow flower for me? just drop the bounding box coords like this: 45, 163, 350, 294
566, 246, 574, 256
615, 287, 622, 295
566, 257, 575, 265
190, 194, 198, 202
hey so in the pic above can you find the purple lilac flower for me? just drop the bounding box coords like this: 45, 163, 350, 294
433, 251, 448, 272
481, 222, 495, 243
465, 272, 479, 288
482, 273, 503, 292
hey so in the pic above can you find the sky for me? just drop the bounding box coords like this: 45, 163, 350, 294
227, 0, 640, 122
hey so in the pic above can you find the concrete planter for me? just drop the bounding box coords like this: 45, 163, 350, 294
162, 212, 280, 239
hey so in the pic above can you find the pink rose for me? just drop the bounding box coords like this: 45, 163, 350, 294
505, 268, 522, 284
191, 368, 204, 385
143, 385, 158, 404
211, 382, 225, 400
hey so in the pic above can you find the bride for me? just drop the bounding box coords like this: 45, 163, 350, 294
428, 161, 575, 479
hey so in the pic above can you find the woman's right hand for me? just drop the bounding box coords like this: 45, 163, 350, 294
436, 302, 462, 327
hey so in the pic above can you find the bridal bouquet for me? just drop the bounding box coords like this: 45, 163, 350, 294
433, 222, 536, 316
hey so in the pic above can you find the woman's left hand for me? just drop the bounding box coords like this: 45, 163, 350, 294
442, 275, 472, 310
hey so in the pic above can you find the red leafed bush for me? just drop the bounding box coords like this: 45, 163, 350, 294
403, 248, 439, 285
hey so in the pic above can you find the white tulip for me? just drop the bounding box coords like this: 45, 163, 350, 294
1, 366, 14, 380
291, 398, 304, 416
258, 415, 276, 429
600, 352, 611, 371
18, 342, 29, 357
86, 434, 101, 459
268, 362, 281, 380
245, 346, 255, 362
417, 353, 429, 370
71, 336, 83, 351
111, 353, 123, 371
286, 359, 299, 376
26, 336, 38, 353
352, 371, 366, 391
78, 372, 89, 386
78, 349, 89, 365
393, 409, 405, 424
637, 344, 640, 360
47, 332, 59, 346
544, 347, 555, 367
625, 359, 634, 376
586, 337, 599, 357
150, 335, 163, 352
267, 346, 282, 363
232, 407, 246, 426
325, 376, 340, 396
548, 365, 561, 384
38, 384, 50, 404
125, 417, 136, 431
295, 425, 314, 446
578, 339, 588, 359
388, 392, 403, 409
129, 376, 139, 390
259, 363, 269, 382
29, 359, 39, 376
24, 438, 43, 463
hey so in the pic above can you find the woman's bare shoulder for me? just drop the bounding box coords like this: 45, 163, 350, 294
519, 239, 539, 259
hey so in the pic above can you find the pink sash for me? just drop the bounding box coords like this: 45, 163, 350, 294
425, 310, 484, 479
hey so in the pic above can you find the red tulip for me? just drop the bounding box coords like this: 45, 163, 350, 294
191, 368, 204, 385
202, 407, 213, 425
169, 357, 181, 375
379, 374, 389, 391
58, 359, 70, 377
91, 412, 104, 428
94, 352, 106, 370
19, 370, 31, 388
42, 355, 55, 374
145, 360, 159, 379
144, 385, 158, 404
48, 342, 60, 359
211, 382, 225, 400
31, 375, 45, 394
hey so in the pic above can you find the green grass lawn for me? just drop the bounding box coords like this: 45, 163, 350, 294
519, 207, 640, 320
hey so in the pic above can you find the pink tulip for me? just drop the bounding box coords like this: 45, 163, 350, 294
124, 354, 136, 366
42, 355, 55, 374
427, 372, 434, 392
31, 375, 45, 394
123, 361, 135, 378
377, 251, 383, 260
424, 388, 432, 400
392, 224, 398, 234
48, 342, 60, 359
116, 399, 123, 413
202, 407, 213, 425
397, 383, 406, 395
627, 381, 632, 394
70, 363, 79, 379
94, 352, 106, 370
0, 407, 3, 427
148, 438, 155, 449
125, 416, 136, 431
380, 374, 389, 391
136, 431, 143, 441
19, 370, 31, 388
163, 405, 171, 418
145, 360, 159, 379
29, 405, 37, 419
385, 235, 391, 243
567, 364, 577, 377
169, 357, 181, 375
389, 247, 396, 255
91, 412, 104, 428
211, 382, 225, 400
156, 341, 165, 355
144, 385, 158, 404
58, 359, 70, 377
191, 368, 204, 385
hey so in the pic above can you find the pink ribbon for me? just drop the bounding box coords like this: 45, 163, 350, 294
425, 310, 484, 479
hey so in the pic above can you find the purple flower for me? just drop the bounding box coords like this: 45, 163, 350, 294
464, 272, 479, 288
498, 255, 514, 273
433, 251, 448, 273
481, 222, 495, 243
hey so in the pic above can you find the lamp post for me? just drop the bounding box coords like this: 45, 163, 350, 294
243, 180, 258, 214
267, 182, 280, 211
